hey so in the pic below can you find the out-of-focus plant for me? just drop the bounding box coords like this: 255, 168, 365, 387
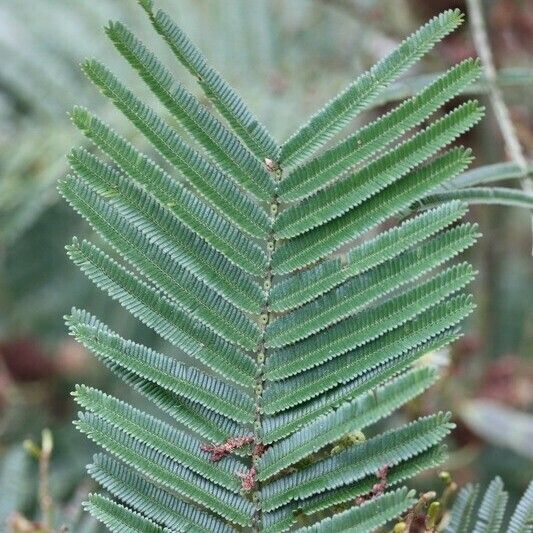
444, 476, 533, 532
391, 472, 533, 532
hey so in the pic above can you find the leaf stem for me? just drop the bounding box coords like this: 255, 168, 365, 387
253, 159, 281, 531
466, 0, 533, 252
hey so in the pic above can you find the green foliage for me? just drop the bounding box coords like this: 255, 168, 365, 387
279, 59, 482, 201
63, 3, 488, 531
445, 477, 533, 533
279, 9, 465, 165
297, 487, 417, 533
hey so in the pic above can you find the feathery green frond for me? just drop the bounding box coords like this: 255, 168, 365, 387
105, 20, 274, 202
445, 485, 482, 533
67, 137, 263, 314
269, 201, 468, 312
67, 312, 243, 442
82, 59, 271, 239
75, 385, 244, 492
258, 367, 438, 480
298, 487, 417, 532
83, 494, 163, 533
272, 147, 473, 274
66, 309, 254, 424
420, 186, 533, 210
279, 9, 464, 166
261, 329, 460, 444
110, 364, 244, 443
267, 224, 478, 347
472, 477, 508, 533
446, 478, 533, 533
296, 445, 445, 520
266, 264, 475, 379
261, 412, 453, 511
76, 412, 254, 526
142, 2, 279, 163
71, 107, 268, 277
280, 58, 481, 201
88, 454, 235, 533
60, 170, 261, 350
263, 295, 472, 413
275, 101, 483, 239
508, 481, 533, 533
62, 6, 488, 530
263, 446, 445, 533
66, 238, 257, 386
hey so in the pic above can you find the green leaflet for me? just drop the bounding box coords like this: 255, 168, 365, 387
472, 477, 508, 533
66, 238, 257, 386
508, 481, 533, 533
66, 309, 254, 424
61, 169, 261, 350
263, 295, 473, 413
67, 137, 263, 315
272, 147, 473, 274
82, 59, 271, 239
110, 364, 243, 444
142, 2, 279, 163
445, 478, 533, 533
267, 223, 479, 347
269, 201, 468, 312
296, 445, 445, 519
275, 101, 483, 239
77, 412, 254, 526
297, 488, 416, 533
71, 107, 268, 277
261, 330, 460, 445
280, 58, 481, 201
74, 386, 244, 492
420, 186, 533, 210
83, 494, 163, 533
68, 310, 245, 443
88, 454, 236, 533
279, 9, 465, 166
105, 21, 273, 202
448, 161, 533, 189
258, 367, 438, 480
266, 263, 475, 379
445, 484, 480, 533
263, 447, 445, 532
261, 412, 453, 511
82, 58, 266, 236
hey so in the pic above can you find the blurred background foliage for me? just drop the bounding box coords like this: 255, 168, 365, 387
0, 0, 531, 530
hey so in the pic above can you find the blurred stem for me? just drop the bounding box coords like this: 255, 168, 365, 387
403, 491, 436, 530
466, 0, 533, 253
39, 429, 54, 532
23, 429, 54, 532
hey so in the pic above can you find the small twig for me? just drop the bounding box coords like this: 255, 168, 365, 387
403, 491, 436, 530
24, 430, 54, 532
466, 0, 533, 253
39, 430, 54, 532
438, 471, 458, 518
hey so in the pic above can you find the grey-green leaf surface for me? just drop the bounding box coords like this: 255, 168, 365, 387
61, 6, 487, 531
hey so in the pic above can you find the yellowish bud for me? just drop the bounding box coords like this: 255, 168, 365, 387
393, 522, 407, 533
347, 430, 365, 444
